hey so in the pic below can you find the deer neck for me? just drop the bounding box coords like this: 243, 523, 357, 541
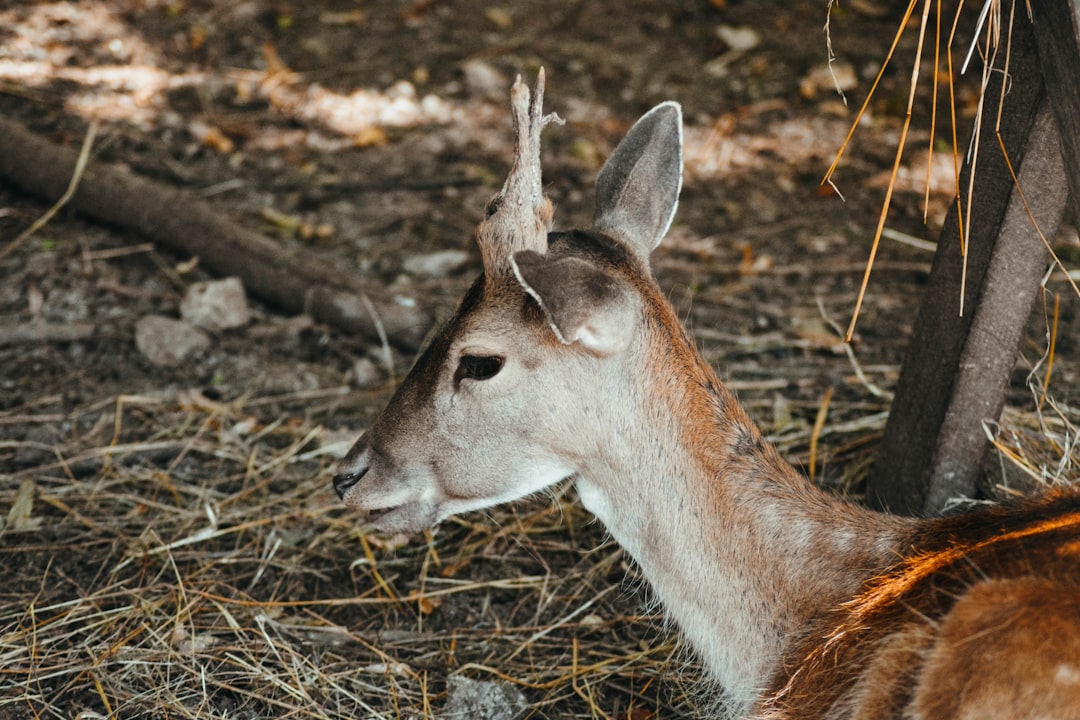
571, 302, 912, 709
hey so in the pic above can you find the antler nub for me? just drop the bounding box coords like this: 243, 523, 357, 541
476, 68, 564, 276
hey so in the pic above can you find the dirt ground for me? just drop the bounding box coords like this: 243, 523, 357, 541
1, 1, 1078, 718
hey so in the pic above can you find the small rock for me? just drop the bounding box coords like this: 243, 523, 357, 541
440, 676, 527, 720
135, 315, 211, 367
403, 249, 470, 278
351, 357, 383, 387
462, 60, 509, 103
715, 24, 761, 52
180, 277, 251, 330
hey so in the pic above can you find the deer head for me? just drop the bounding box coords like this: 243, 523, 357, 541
332, 71, 684, 536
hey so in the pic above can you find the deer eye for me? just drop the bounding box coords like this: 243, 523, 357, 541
455, 354, 504, 383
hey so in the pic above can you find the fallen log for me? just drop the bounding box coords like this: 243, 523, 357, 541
0, 321, 96, 347
0, 117, 432, 352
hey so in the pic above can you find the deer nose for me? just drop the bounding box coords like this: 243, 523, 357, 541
333, 466, 368, 499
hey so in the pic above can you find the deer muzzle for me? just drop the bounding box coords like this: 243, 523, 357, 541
332, 466, 368, 499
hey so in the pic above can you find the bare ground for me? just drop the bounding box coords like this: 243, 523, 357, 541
1, 1, 1079, 718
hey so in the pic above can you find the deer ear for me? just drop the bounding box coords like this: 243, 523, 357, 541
510, 250, 638, 356
593, 101, 683, 260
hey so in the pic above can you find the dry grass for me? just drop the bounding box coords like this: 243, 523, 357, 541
2, 3, 1079, 716
1, 387, 710, 719
3, 345, 1077, 719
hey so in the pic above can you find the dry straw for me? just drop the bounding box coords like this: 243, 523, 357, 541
3, 2, 1079, 717
3, 322, 1074, 719
1, 388, 705, 718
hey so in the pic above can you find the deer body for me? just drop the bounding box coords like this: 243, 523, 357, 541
334, 73, 1080, 718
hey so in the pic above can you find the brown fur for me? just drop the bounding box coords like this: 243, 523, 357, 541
759, 495, 1080, 719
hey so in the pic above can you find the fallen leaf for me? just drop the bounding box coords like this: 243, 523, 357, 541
794, 316, 846, 354
485, 7, 512, 28
4, 478, 42, 533
407, 589, 443, 615
353, 126, 388, 148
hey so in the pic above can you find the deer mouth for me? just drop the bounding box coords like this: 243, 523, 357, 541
332, 458, 441, 534
331, 469, 403, 528
362, 505, 401, 527
355, 499, 440, 536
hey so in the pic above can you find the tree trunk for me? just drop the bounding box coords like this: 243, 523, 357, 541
867, 9, 1072, 515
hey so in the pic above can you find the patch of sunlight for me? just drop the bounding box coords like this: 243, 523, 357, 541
0, 1, 464, 145
682, 114, 855, 181
264, 78, 463, 138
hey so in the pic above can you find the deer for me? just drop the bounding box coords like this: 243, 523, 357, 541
332, 71, 1080, 719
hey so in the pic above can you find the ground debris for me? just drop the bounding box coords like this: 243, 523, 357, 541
0, 1, 1077, 718
180, 277, 251, 331
1, 478, 41, 534
134, 314, 211, 367
0, 320, 95, 347
440, 675, 528, 720
402, 249, 471, 278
